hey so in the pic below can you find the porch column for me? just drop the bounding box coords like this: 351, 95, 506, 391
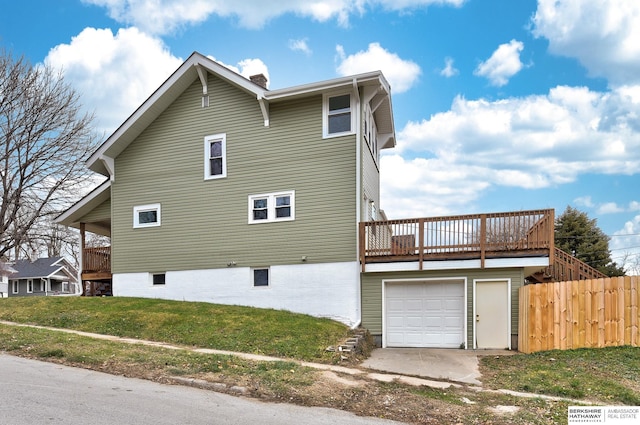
80, 223, 86, 296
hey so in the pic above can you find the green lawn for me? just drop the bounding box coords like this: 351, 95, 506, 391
480, 346, 640, 405
2, 296, 639, 424
0, 297, 351, 362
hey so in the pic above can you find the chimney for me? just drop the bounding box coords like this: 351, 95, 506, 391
250, 74, 268, 89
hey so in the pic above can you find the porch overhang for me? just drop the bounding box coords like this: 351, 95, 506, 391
54, 180, 111, 237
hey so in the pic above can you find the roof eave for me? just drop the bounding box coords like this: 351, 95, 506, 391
86, 52, 267, 175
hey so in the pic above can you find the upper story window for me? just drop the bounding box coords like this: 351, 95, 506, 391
248, 191, 295, 224
364, 104, 378, 158
323, 93, 355, 138
204, 133, 227, 179
134, 204, 161, 228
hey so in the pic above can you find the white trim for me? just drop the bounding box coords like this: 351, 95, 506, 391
248, 191, 295, 224
133, 203, 161, 228
26, 279, 33, 294
12, 280, 18, 294
204, 133, 227, 180
381, 277, 468, 349
365, 256, 549, 273
54, 180, 111, 226
323, 92, 356, 138
472, 278, 511, 350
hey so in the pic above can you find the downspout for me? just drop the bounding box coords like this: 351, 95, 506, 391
353, 77, 362, 329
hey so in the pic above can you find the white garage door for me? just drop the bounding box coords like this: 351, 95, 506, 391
385, 280, 465, 348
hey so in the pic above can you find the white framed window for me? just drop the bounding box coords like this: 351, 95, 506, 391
27, 279, 33, 293
364, 104, 378, 158
252, 268, 269, 287
133, 204, 161, 228
204, 133, 227, 179
12, 280, 18, 294
323, 93, 355, 138
248, 191, 295, 224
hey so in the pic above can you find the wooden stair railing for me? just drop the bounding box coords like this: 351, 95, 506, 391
528, 247, 607, 283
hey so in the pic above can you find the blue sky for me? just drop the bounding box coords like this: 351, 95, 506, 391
1, 0, 639, 272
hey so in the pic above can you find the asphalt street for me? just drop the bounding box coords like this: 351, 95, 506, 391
0, 354, 404, 425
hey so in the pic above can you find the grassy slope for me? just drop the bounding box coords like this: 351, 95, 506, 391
0, 297, 350, 362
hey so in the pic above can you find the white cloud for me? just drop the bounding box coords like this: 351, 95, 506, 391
288, 38, 312, 56
336, 43, 421, 93
532, 0, 640, 86
597, 202, 625, 214
45, 27, 182, 135
83, 0, 465, 34
381, 84, 640, 218
380, 154, 490, 218
45, 27, 270, 136
574, 196, 595, 208
440, 57, 459, 78
474, 39, 525, 86
209, 56, 270, 87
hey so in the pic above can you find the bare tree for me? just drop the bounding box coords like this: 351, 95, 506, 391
0, 50, 97, 260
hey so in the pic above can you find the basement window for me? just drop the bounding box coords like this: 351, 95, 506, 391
253, 268, 269, 287
152, 273, 166, 285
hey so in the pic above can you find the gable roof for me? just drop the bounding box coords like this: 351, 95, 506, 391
12, 257, 78, 282
87, 51, 396, 178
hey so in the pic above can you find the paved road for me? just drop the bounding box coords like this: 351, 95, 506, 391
0, 354, 404, 425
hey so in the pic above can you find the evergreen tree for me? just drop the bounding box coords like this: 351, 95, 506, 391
555, 206, 625, 277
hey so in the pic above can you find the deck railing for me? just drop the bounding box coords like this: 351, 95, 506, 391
359, 209, 554, 271
83, 246, 111, 273
550, 247, 607, 281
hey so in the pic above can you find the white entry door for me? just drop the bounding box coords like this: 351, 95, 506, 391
474, 280, 510, 349
385, 280, 465, 348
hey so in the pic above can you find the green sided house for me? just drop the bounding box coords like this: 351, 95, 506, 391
56, 52, 604, 349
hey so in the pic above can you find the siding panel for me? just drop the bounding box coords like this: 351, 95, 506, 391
112, 75, 357, 273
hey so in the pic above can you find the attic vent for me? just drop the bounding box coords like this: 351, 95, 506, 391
250, 74, 268, 89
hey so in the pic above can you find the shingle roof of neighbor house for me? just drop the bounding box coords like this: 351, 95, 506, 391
12, 257, 77, 282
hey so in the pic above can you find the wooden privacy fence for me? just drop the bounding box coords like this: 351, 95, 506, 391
519, 276, 639, 354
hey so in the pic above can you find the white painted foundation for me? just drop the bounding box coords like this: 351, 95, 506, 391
112, 261, 361, 327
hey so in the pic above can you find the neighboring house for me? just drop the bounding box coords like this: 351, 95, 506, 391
0, 261, 18, 298
7, 257, 79, 297
56, 51, 603, 350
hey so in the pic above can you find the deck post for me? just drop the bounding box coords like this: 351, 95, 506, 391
480, 214, 486, 268
549, 209, 555, 268
418, 218, 424, 270
359, 222, 366, 272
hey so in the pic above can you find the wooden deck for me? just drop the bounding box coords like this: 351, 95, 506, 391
81, 246, 112, 281
359, 209, 555, 272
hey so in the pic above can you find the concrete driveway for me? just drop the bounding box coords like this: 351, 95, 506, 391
361, 348, 516, 386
